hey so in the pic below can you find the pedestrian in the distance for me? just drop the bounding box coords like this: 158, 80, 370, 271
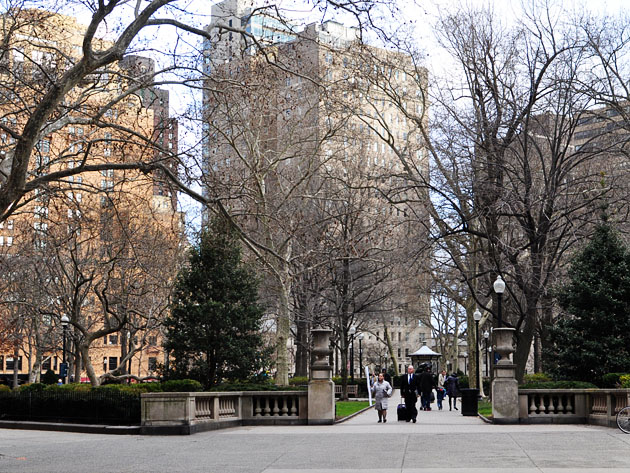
436, 385, 445, 410
400, 365, 419, 422
418, 366, 435, 411
371, 372, 393, 423
438, 369, 447, 389
382, 368, 392, 385
445, 373, 459, 411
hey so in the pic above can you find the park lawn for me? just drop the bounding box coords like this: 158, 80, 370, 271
336, 401, 371, 419
478, 400, 492, 417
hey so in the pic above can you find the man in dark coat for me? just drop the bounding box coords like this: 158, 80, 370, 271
418, 366, 435, 411
400, 364, 419, 422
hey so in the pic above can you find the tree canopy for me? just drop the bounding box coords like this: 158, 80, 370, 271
545, 219, 630, 383
164, 219, 269, 388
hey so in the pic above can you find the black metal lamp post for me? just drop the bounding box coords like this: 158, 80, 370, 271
473, 308, 482, 391
349, 326, 356, 381
494, 275, 505, 327
61, 315, 69, 384
483, 330, 490, 377
358, 333, 364, 377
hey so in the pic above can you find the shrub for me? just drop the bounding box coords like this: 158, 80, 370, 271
458, 376, 469, 389
519, 380, 597, 389
161, 379, 203, 392
620, 375, 630, 388
601, 373, 629, 388
523, 373, 552, 384
0, 384, 11, 392
18, 383, 47, 393
288, 376, 309, 386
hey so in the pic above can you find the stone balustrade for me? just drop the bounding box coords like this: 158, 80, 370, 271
141, 390, 308, 434
519, 389, 630, 426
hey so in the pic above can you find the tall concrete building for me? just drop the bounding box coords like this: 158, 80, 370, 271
0, 10, 182, 385
203, 1, 432, 377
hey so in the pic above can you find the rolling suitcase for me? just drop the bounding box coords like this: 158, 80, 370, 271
397, 401, 407, 421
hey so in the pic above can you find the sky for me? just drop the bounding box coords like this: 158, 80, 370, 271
55, 0, 630, 231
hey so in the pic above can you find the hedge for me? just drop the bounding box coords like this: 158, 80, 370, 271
519, 380, 598, 389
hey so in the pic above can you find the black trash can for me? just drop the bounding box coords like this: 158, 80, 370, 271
459, 388, 479, 416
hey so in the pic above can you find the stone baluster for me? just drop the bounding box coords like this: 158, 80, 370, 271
566, 395, 573, 414
254, 397, 261, 416
281, 396, 289, 416
290, 397, 298, 416
529, 395, 537, 414
272, 397, 280, 416
263, 397, 271, 416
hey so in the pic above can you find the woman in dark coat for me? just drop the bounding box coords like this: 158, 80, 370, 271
445, 373, 459, 411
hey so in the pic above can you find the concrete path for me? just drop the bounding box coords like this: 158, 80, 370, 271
0, 392, 629, 472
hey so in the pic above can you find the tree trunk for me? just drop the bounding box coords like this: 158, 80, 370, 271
274, 278, 291, 386
384, 326, 399, 375
12, 343, 19, 389
81, 343, 99, 386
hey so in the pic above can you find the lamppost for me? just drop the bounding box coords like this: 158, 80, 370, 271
349, 326, 356, 381
483, 330, 490, 377
494, 275, 505, 327
60, 315, 69, 384
473, 308, 482, 392
358, 333, 364, 377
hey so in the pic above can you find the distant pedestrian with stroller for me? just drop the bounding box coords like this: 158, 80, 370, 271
445, 373, 460, 411
371, 372, 393, 423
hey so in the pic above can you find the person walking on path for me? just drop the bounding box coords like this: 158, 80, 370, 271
400, 365, 419, 423
382, 368, 392, 385
438, 369, 447, 389
445, 373, 460, 411
419, 366, 435, 411
371, 372, 393, 423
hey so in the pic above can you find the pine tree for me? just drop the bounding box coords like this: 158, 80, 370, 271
545, 220, 630, 383
164, 220, 269, 387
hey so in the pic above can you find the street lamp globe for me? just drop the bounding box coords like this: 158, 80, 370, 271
61, 315, 70, 326
473, 309, 482, 322
483, 330, 489, 340
357, 333, 364, 341
349, 326, 356, 336
493, 275, 505, 294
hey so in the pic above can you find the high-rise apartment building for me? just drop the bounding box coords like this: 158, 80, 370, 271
203, 0, 432, 376
0, 10, 182, 385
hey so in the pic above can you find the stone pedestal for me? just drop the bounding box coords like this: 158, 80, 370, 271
492, 328, 519, 423
308, 328, 335, 425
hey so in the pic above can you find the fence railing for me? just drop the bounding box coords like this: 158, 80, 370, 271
519, 389, 630, 426
141, 390, 308, 434
0, 390, 141, 425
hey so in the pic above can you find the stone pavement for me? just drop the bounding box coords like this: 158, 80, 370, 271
0, 391, 629, 473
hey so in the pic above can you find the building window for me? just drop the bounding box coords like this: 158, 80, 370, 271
397, 348, 401, 358
405, 348, 409, 358
148, 357, 157, 371
42, 357, 51, 371
148, 336, 157, 346
0, 355, 3, 371
6, 356, 22, 371
109, 334, 118, 345
108, 357, 117, 371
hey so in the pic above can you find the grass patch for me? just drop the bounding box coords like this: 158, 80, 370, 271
478, 400, 492, 417
335, 401, 371, 419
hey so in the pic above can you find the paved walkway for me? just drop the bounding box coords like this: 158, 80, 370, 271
1, 392, 629, 472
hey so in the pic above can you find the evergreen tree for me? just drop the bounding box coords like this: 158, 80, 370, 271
164, 220, 269, 387
545, 220, 630, 383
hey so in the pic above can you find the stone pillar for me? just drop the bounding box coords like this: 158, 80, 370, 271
491, 328, 519, 423
308, 328, 335, 425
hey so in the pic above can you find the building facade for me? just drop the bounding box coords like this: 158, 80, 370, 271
0, 10, 182, 385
